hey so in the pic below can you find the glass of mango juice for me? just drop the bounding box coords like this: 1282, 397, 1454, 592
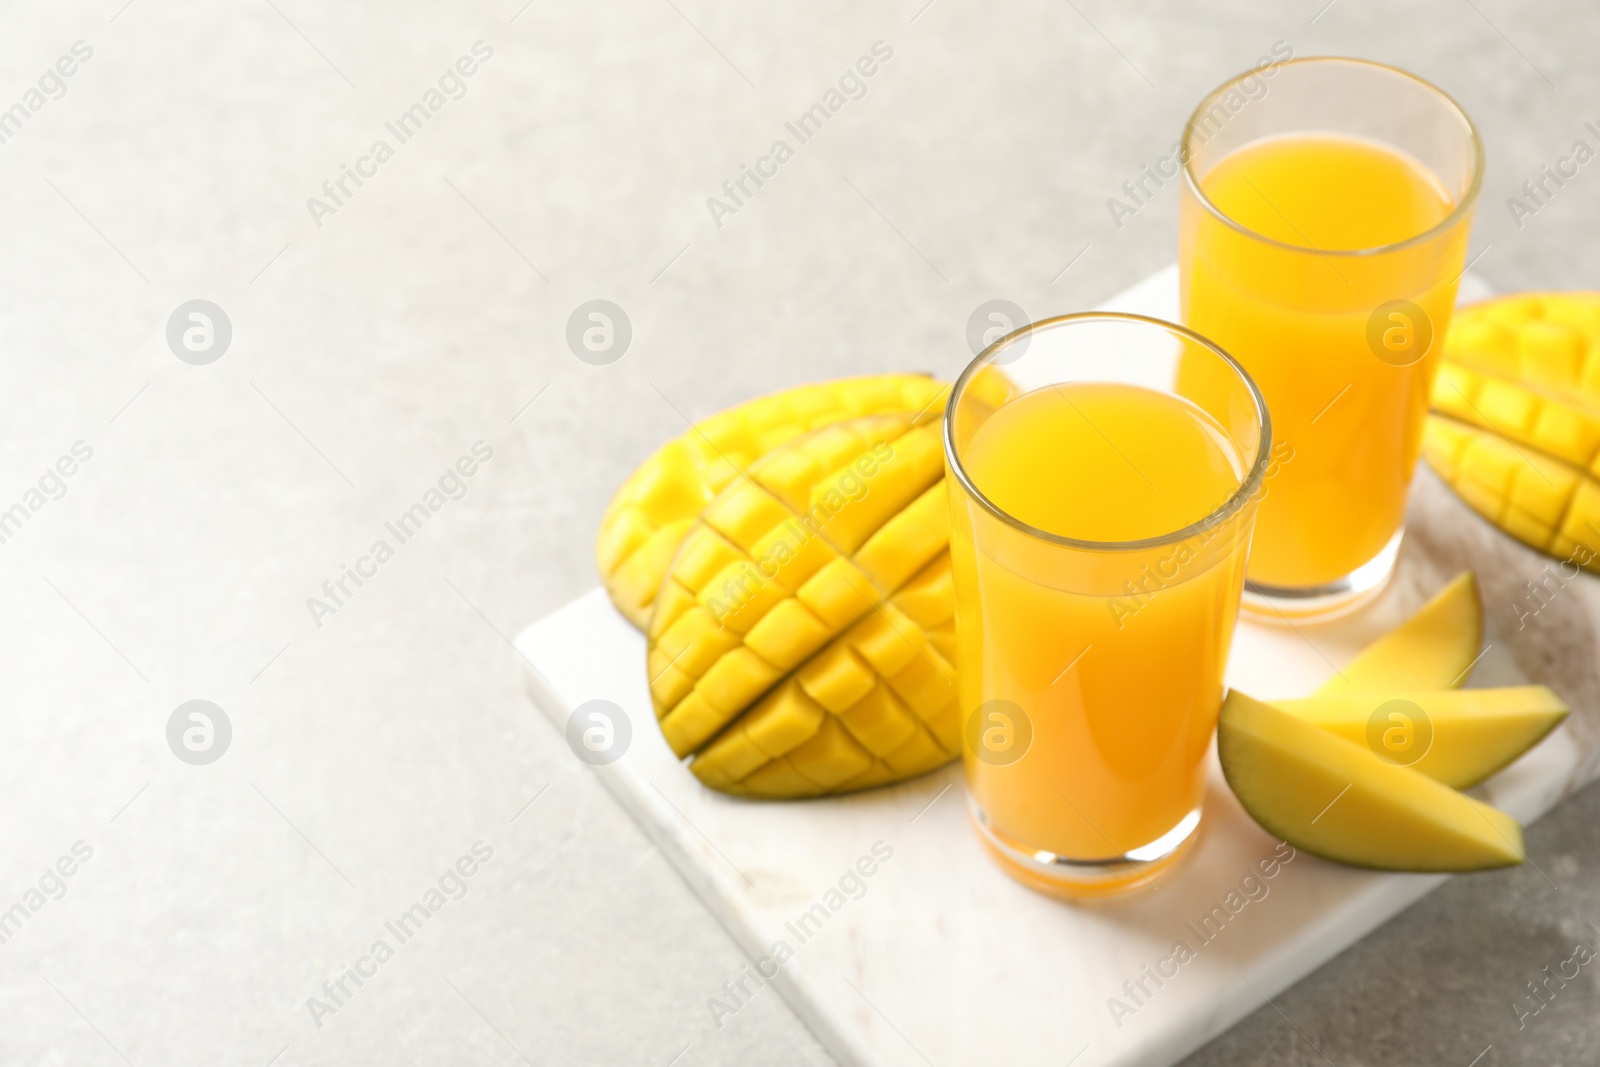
1180, 57, 1483, 618
945, 314, 1271, 899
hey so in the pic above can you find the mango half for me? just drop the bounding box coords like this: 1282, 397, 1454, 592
597, 374, 949, 628
647, 414, 960, 797
1423, 292, 1600, 566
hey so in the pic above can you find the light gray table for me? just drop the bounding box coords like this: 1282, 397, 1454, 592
1, 1, 1594, 1064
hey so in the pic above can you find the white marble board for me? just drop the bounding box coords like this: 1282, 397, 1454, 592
514, 267, 1579, 1067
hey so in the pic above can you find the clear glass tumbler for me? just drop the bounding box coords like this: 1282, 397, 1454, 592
945, 313, 1271, 900
1180, 57, 1483, 619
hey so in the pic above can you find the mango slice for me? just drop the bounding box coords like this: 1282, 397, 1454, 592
1315, 571, 1483, 694
1218, 692, 1525, 872
1273, 685, 1568, 789
597, 374, 950, 627
1423, 292, 1600, 567
650, 414, 960, 798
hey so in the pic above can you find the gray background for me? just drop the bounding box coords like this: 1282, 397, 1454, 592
0, 0, 1595, 1064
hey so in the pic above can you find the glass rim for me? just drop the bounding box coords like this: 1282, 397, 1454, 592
943, 311, 1273, 553
1180, 55, 1485, 258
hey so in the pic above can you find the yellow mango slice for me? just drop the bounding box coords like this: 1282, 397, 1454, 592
1316, 572, 1483, 694
597, 374, 949, 627
1218, 692, 1524, 871
1272, 685, 1568, 788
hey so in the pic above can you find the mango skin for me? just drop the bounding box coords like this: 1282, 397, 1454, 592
1219, 691, 1524, 873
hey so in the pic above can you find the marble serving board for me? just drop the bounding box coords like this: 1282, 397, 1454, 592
515, 267, 1585, 1067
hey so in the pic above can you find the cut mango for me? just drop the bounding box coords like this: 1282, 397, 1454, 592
649, 415, 960, 797
597, 374, 950, 627
1272, 685, 1568, 789
1218, 692, 1524, 872
1424, 292, 1600, 568
1315, 572, 1482, 693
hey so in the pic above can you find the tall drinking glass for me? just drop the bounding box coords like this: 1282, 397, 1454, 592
945, 313, 1271, 900
1180, 57, 1483, 618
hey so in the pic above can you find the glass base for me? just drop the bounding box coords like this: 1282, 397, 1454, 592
1242, 527, 1403, 624
968, 796, 1202, 902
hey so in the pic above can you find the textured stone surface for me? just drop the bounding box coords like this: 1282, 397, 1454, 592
0, 1, 1594, 1064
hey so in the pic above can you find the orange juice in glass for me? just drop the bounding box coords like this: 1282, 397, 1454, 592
1180, 57, 1482, 617
945, 314, 1270, 899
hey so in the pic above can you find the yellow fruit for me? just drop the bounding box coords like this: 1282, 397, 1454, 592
648, 414, 960, 798
1316, 571, 1483, 694
1271, 685, 1568, 789
597, 374, 950, 628
1218, 691, 1524, 872
1424, 292, 1600, 567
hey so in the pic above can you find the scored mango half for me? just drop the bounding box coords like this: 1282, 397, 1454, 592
597, 374, 950, 628
648, 414, 960, 798
1423, 292, 1600, 566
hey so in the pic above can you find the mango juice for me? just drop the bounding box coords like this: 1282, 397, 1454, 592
1181, 132, 1467, 590
948, 382, 1254, 862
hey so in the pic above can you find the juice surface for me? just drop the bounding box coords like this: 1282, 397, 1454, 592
1199, 133, 1451, 252
963, 383, 1243, 543
951, 383, 1252, 860
1181, 132, 1465, 590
